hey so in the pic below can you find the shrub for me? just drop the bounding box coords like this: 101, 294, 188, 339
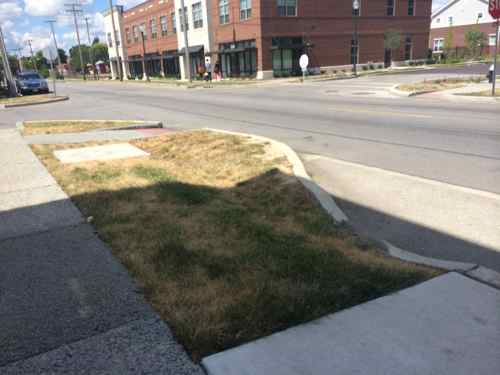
362, 65, 369, 71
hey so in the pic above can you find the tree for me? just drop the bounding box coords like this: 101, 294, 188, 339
444, 27, 454, 53
384, 30, 401, 65
91, 42, 109, 63
92, 37, 100, 45
464, 26, 487, 58
58, 48, 68, 64
69, 44, 91, 72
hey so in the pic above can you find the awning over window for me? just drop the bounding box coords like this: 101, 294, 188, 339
175, 45, 204, 56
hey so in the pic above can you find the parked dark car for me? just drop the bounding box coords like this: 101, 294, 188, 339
15, 71, 49, 95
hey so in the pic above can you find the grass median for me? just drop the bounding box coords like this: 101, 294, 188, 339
0, 94, 65, 106
31, 130, 439, 361
22, 120, 146, 136
397, 77, 483, 94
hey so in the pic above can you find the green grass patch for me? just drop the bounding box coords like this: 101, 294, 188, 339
31, 130, 439, 362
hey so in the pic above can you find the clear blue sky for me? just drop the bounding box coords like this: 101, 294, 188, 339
0, 0, 447, 57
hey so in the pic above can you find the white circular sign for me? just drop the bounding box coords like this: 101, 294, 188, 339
299, 54, 309, 71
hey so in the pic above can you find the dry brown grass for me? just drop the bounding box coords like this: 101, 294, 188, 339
398, 77, 483, 93
22, 120, 144, 136
0, 94, 60, 105
460, 89, 500, 97
31, 130, 440, 361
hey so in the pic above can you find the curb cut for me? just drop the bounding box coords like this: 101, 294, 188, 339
203, 128, 348, 223
1, 96, 69, 108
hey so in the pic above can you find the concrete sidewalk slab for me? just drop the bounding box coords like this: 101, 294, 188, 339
0, 185, 82, 241
54, 143, 149, 164
0, 317, 204, 375
202, 273, 500, 375
0, 224, 154, 366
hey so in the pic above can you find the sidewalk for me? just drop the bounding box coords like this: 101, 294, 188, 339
0, 128, 202, 374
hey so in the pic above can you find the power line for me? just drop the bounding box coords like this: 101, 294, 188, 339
65, 2, 86, 80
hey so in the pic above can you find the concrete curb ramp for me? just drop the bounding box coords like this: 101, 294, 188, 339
0, 96, 69, 109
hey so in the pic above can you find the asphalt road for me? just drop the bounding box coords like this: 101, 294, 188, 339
2, 66, 499, 268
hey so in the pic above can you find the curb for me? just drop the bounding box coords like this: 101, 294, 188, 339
203, 128, 348, 223
389, 84, 417, 97
17, 120, 163, 133
205, 130, 500, 290
1, 96, 69, 108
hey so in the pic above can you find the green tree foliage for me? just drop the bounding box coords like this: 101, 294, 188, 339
464, 27, 487, 58
91, 42, 109, 63
58, 48, 68, 64
69, 44, 91, 72
444, 28, 454, 53
384, 30, 401, 52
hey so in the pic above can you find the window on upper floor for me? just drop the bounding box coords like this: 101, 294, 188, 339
139, 22, 147, 40
179, 7, 188, 31
160, 15, 168, 36
171, 12, 177, 33
192, 2, 203, 28
107, 32, 113, 47
133, 25, 139, 42
125, 28, 131, 44
240, 0, 252, 20
277, 0, 297, 16
489, 34, 498, 46
219, 0, 229, 24
433, 38, 444, 52
408, 0, 415, 16
150, 18, 158, 39
448, 16, 453, 26
386, 0, 395, 16
404, 35, 412, 60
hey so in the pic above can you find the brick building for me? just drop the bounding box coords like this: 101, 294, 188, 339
430, 0, 499, 57
105, 0, 432, 80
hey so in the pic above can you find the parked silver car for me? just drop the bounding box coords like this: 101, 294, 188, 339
15, 71, 49, 95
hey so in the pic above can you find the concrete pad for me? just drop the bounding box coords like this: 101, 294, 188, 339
54, 143, 149, 164
0, 318, 204, 375
0, 224, 154, 366
0, 185, 83, 241
202, 273, 500, 375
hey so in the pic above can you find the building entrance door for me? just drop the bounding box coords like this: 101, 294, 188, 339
384, 49, 392, 68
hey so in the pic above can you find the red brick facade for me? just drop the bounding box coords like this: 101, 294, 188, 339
120, 0, 432, 78
430, 23, 498, 55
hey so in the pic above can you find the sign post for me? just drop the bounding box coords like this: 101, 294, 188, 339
299, 54, 309, 83
489, 0, 500, 96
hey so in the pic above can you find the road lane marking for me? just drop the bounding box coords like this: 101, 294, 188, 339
330, 107, 432, 119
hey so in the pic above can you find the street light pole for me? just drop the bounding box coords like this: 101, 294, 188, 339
492, 18, 499, 96
352, 0, 360, 77
45, 20, 62, 75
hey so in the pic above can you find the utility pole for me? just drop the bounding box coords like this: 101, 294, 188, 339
45, 20, 63, 77
84, 16, 96, 79
179, 0, 191, 81
65, 2, 86, 80
108, 0, 123, 80
9, 48, 23, 73
47, 48, 57, 96
0, 25, 18, 97
26, 39, 37, 72
140, 31, 150, 81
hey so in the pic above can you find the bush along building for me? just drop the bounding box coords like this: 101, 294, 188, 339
104, 0, 433, 80
430, 0, 499, 60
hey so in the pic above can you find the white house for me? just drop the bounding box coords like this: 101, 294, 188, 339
430, 0, 499, 54
103, 5, 131, 79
